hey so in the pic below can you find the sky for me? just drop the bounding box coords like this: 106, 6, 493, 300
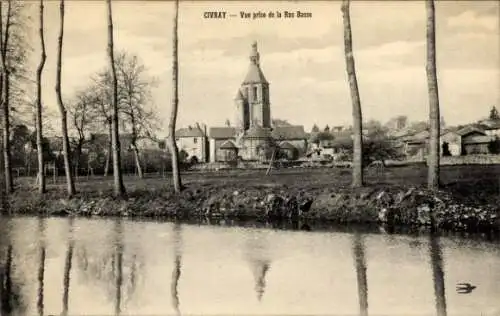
23, 0, 500, 136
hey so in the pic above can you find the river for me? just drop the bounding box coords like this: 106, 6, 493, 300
0, 216, 499, 315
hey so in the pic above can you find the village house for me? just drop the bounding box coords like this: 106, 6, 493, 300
399, 124, 497, 159
172, 124, 209, 163
207, 42, 307, 163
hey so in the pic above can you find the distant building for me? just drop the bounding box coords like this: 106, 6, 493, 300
171, 124, 209, 163
208, 42, 307, 162
398, 124, 497, 159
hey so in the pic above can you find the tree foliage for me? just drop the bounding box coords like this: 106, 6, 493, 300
489, 106, 499, 120
337, 126, 404, 166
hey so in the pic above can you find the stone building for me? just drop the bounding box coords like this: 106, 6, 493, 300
172, 124, 209, 163
209, 42, 307, 162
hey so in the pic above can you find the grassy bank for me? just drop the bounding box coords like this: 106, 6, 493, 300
3, 165, 500, 232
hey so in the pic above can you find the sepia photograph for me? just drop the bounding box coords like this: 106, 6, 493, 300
0, 0, 499, 315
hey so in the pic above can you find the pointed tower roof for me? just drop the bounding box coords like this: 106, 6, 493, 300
242, 41, 269, 85
234, 89, 244, 100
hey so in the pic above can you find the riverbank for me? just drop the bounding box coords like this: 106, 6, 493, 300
3, 165, 500, 233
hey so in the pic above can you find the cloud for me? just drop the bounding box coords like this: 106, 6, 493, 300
447, 10, 498, 32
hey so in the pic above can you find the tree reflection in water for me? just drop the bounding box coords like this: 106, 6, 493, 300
1, 245, 26, 315
37, 217, 47, 316
114, 219, 124, 316
352, 233, 368, 316
61, 218, 75, 316
171, 223, 182, 316
244, 229, 271, 302
429, 233, 447, 316
72, 219, 142, 315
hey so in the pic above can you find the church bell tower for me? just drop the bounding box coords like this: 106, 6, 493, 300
234, 42, 271, 130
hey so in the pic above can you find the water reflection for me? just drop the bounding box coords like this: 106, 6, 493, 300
61, 218, 75, 316
429, 233, 447, 316
171, 223, 182, 315
37, 218, 46, 316
244, 229, 271, 302
114, 219, 124, 315
352, 233, 368, 316
0, 217, 498, 315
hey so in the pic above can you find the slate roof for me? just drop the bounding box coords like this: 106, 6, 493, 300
456, 125, 486, 136
245, 126, 272, 139
175, 126, 205, 138
271, 126, 307, 140
235, 89, 245, 100
220, 140, 237, 150
279, 141, 296, 150
209, 127, 237, 139
243, 64, 269, 84
479, 119, 500, 130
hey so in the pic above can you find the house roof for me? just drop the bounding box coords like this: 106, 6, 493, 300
279, 141, 296, 150
243, 65, 269, 85
462, 135, 495, 144
456, 125, 486, 136
244, 126, 272, 139
235, 89, 244, 100
220, 140, 237, 150
271, 125, 307, 140
175, 126, 205, 138
242, 43, 269, 85
209, 127, 236, 139
479, 119, 500, 130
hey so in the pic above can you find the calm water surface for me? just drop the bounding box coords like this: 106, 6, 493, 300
0, 217, 499, 316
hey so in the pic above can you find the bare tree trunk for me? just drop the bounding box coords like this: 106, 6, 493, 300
0, 0, 13, 193
0, 128, 5, 211
36, 0, 47, 194
341, 0, 364, 188
168, 0, 182, 192
106, 0, 126, 197
104, 120, 112, 177
55, 0, 75, 197
132, 145, 143, 179
426, 0, 440, 190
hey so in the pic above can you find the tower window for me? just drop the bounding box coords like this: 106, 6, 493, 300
253, 86, 258, 101
193, 137, 198, 144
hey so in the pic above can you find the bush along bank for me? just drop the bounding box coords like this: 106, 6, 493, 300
3, 185, 500, 233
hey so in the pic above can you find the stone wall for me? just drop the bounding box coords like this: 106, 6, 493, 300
441, 154, 500, 165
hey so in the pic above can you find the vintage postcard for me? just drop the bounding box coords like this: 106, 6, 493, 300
0, 0, 499, 315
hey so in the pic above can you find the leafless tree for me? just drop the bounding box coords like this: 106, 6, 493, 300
0, 0, 13, 193
106, 0, 126, 197
113, 52, 159, 178
341, 0, 364, 187
55, 0, 75, 196
67, 88, 99, 176
169, 0, 182, 192
426, 0, 440, 190
35, 0, 47, 194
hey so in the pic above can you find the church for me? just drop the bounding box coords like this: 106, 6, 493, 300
208, 42, 307, 163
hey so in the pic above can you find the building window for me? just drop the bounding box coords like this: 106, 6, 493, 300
253, 86, 258, 101
193, 137, 198, 144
